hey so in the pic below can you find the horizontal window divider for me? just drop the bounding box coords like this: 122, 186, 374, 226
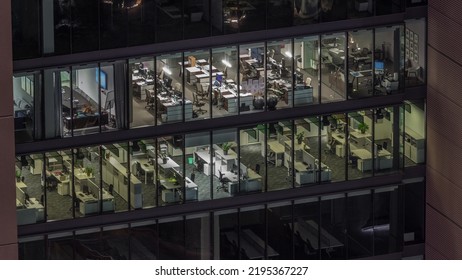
15, 89, 425, 155
17, 171, 418, 238
13, 8, 426, 72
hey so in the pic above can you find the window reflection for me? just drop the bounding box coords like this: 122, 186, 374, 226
321, 33, 346, 103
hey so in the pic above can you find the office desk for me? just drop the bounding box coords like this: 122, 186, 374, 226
16, 181, 27, 193
76, 191, 99, 215
214, 81, 253, 113
351, 148, 391, 172
267, 141, 285, 166
292, 219, 343, 250
195, 150, 213, 176
157, 96, 193, 123
158, 156, 180, 170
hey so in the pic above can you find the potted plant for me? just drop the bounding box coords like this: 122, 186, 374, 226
16, 169, 22, 182
85, 166, 93, 177
222, 142, 232, 155
296, 131, 305, 145
358, 122, 369, 134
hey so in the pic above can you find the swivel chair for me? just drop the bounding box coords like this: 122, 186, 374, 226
193, 93, 207, 115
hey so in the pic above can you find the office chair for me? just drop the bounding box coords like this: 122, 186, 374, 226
145, 90, 155, 110
196, 83, 208, 101
193, 93, 207, 115
349, 155, 359, 168
255, 163, 261, 174
382, 141, 388, 151
217, 171, 230, 192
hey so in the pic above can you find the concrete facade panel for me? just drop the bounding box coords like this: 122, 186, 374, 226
427, 167, 462, 228
0, 244, 19, 260
426, 206, 462, 259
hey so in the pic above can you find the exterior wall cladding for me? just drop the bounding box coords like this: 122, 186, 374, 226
5, 1, 454, 260
0, 0, 19, 260
426, 0, 462, 259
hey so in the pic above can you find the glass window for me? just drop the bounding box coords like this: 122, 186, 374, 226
158, 216, 185, 259
184, 49, 211, 121
211, 46, 239, 118
101, 142, 131, 212
267, 202, 293, 259
347, 110, 373, 180
101, 225, 130, 259
347, 0, 373, 19
45, 150, 73, 221
376, 0, 405, 16
375, 25, 404, 95
130, 220, 159, 259
19, 236, 46, 260
321, 33, 346, 103
267, 122, 293, 191
47, 232, 74, 259
293, 0, 319, 26
70, 65, 104, 136
129, 58, 156, 128
405, 18, 426, 87
155, 0, 183, 42
130, 139, 157, 209
74, 228, 103, 259
100, 0, 128, 49
47, 0, 71, 55
373, 186, 403, 255
239, 126, 265, 193
320, 0, 347, 22
12, 0, 41, 59
239, 42, 266, 114
293, 198, 320, 259
294, 36, 320, 105
157, 135, 184, 206
294, 117, 321, 187
239, 205, 266, 259
15, 154, 45, 225
347, 190, 373, 259
128, 0, 156, 46
13, 74, 37, 143
404, 181, 425, 245
75, 146, 111, 217
267, 0, 293, 29
185, 213, 212, 259
267, 39, 293, 110
184, 0, 211, 39
215, 209, 239, 259
403, 100, 426, 167
71, 0, 99, 53
156, 53, 185, 124
406, 0, 426, 7
212, 128, 238, 199
186, 131, 210, 202
373, 106, 399, 175
347, 30, 373, 99
322, 114, 345, 182
320, 194, 347, 259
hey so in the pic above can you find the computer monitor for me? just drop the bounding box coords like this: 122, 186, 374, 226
375, 61, 384, 74
96, 69, 108, 90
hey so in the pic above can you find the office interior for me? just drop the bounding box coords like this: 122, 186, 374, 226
14, 101, 425, 226
17, 181, 425, 260
13, 20, 426, 140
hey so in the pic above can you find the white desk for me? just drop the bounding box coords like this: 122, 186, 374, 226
268, 141, 285, 166
158, 156, 180, 170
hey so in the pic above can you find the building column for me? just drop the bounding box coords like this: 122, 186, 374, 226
0, 0, 19, 259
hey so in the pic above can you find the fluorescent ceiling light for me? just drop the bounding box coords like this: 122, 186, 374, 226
162, 66, 172, 76
222, 60, 232, 68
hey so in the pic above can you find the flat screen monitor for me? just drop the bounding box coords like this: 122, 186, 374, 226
216, 74, 223, 83
375, 61, 384, 72
96, 69, 108, 90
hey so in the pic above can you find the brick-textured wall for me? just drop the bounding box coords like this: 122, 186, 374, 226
0, 0, 18, 259
427, 0, 462, 259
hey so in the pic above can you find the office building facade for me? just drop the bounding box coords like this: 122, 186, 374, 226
0, 0, 436, 259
